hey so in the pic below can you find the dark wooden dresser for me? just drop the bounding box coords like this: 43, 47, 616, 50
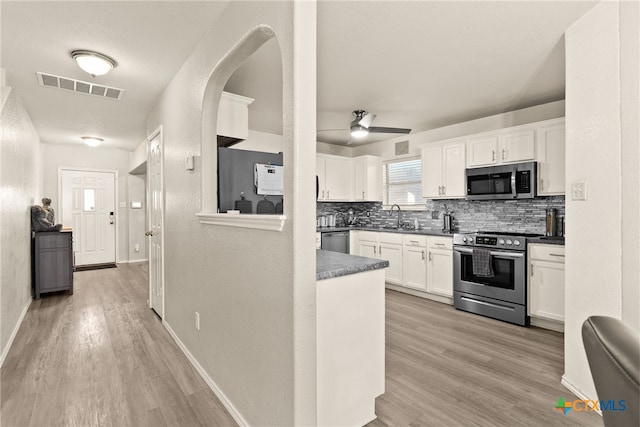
32, 230, 74, 299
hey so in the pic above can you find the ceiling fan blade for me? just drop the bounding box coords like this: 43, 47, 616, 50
358, 112, 377, 128
368, 126, 411, 134
317, 128, 349, 133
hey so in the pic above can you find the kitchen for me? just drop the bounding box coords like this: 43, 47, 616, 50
1, 1, 638, 426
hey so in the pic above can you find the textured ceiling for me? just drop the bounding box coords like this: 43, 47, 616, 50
1, 1, 597, 151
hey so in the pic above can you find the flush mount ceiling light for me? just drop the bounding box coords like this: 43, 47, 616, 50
71, 50, 117, 77
81, 136, 103, 147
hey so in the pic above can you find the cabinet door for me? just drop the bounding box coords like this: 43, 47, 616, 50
421, 145, 443, 198
403, 246, 427, 290
467, 136, 498, 167
316, 156, 327, 201
352, 156, 381, 202
353, 157, 366, 201
536, 123, 565, 195
529, 259, 565, 322
358, 240, 378, 259
325, 156, 353, 201
380, 243, 403, 286
442, 142, 466, 198
315, 232, 321, 249
500, 130, 535, 163
427, 248, 453, 297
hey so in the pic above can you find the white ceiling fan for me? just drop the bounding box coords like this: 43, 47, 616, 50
319, 110, 412, 144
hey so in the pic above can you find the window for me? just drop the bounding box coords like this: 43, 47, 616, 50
382, 158, 423, 206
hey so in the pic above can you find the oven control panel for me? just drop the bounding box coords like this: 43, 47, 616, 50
453, 233, 526, 250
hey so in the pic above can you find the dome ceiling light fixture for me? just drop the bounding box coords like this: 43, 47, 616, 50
81, 136, 103, 147
71, 50, 117, 77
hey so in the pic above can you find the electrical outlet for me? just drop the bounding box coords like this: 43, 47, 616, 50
195, 312, 200, 330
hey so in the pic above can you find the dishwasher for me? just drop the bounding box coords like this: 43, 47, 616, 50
321, 231, 350, 254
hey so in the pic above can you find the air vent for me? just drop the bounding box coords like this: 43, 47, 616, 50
37, 72, 124, 101
395, 141, 409, 156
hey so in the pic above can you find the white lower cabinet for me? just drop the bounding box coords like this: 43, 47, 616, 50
379, 240, 403, 286
354, 231, 453, 304
528, 244, 565, 328
403, 236, 427, 290
316, 232, 321, 249
426, 237, 453, 297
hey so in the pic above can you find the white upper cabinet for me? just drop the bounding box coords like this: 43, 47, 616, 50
421, 141, 466, 199
536, 120, 565, 195
467, 130, 535, 168
500, 129, 536, 163
466, 135, 499, 167
317, 154, 353, 201
217, 91, 254, 142
353, 155, 382, 202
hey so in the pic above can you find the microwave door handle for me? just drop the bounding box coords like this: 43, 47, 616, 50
511, 167, 517, 198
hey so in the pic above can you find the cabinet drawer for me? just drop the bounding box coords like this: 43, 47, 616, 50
358, 231, 379, 242
529, 244, 565, 261
403, 235, 427, 247
427, 236, 453, 250
37, 233, 71, 249
379, 233, 404, 245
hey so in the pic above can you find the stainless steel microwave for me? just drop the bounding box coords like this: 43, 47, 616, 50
465, 161, 537, 200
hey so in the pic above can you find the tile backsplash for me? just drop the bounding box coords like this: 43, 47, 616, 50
317, 196, 565, 235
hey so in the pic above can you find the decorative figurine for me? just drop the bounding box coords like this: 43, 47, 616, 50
31, 197, 62, 232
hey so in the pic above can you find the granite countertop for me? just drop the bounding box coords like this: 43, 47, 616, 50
528, 236, 565, 246
316, 226, 455, 237
316, 249, 389, 281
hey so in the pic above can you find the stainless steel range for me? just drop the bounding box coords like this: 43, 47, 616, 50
452, 231, 543, 326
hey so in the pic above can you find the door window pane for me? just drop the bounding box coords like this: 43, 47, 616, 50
83, 189, 95, 211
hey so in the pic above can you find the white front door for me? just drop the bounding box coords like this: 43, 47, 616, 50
60, 170, 116, 266
147, 130, 164, 318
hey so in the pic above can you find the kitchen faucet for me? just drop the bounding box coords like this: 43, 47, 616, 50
389, 204, 402, 228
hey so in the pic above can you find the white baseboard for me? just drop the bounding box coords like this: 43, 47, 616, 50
163, 321, 249, 426
385, 284, 453, 305
561, 375, 602, 416
530, 317, 564, 333
117, 258, 148, 264
0, 297, 32, 367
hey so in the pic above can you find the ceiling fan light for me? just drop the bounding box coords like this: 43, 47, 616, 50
350, 126, 369, 139
81, 136, 103, 147
71, 50, 116, 76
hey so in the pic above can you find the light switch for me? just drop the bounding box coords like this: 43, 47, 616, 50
571, 181, 587, 201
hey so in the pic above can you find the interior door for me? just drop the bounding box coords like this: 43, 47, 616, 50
61, 170, 116, 266
147, 131, 164, 317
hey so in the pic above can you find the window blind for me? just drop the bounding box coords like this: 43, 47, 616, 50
382, 158, 422, 205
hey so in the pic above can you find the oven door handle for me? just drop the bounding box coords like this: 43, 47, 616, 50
454, 247, 524, 258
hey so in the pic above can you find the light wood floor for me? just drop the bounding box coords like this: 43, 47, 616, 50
2, 265, 602, 426
1, 263, 236, 427
369, 290, 602, 427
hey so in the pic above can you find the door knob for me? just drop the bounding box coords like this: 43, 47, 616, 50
145, 231, 154, 236
109, 221, 114, 224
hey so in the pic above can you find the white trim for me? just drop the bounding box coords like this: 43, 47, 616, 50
196, 213, 287, 232
57, 167, 120, 263
163, 321, 249, 426
561, 375, 602, 416
147, 126, 165, 318
385, 284, 453, 305
530, 317, 564, 333
0, 298, 32, 367
118, 258, 148, 264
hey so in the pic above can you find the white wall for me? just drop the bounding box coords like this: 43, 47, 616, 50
0, 88, 41, 363
564, 0, 639, 401
129, 139, 147, 174
40, 143, 132, 263
127, 174, 146, 262
353, 100, 565, 160
233, 129, 284, 153
316, 140, 353, 157
145, 2, 316, 425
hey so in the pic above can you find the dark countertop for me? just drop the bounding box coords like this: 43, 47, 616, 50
528, 236, 565, 246
316, 249, 389, 281
316, 226, 456, 237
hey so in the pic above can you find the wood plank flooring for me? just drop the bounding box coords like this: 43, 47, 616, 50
369, 290, 602, 427
2, 264, 602, 426
0, 263, 236, 427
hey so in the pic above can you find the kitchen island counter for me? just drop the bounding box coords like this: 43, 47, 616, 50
316, 249, 389, 281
